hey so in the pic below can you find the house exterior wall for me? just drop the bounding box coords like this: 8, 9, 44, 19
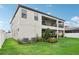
11, 7, 21, 39
19, 8, 42, 40
6, 32, 12, 39
11, 6, 65, 40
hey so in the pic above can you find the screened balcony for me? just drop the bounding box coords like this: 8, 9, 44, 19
42, 16, 57, 27
58, 21, 64, 28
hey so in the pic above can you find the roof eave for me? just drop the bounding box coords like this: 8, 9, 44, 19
10, 4, 64, 24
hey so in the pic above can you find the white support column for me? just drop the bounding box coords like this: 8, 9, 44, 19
63, 22, 65, 36
56, 20, 58, 38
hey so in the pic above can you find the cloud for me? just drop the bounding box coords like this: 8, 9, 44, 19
0, 5, 4, 9
0, 20, 3, 24
0, 19, 10, 31
71, 16, 79, 23
0, 17, 10, 32
65, 16, 79, 28
0, 20, 3, 29
65, 21, 74, 28
47, 12, 52, 15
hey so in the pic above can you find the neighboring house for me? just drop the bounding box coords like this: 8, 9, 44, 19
65, 26, 79, 38
6, 31, 12, 39
10, 5, 65, 41
0, 30, 12, 48
0, 30, 6, 48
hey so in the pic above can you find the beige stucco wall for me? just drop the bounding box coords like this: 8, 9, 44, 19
11, 7, 65, 40
11, 7, 21, 40
19, 8, 42, 40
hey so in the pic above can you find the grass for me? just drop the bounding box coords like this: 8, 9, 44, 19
0, 38, 79, 55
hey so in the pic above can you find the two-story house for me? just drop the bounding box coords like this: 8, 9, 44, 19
10, 5, 65, 41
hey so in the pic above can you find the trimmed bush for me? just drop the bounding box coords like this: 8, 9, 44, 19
17, 38, 29, 44
29, 37, 37, 43
47, 38, 58, 43
17, 39, 24, 44
36, 37, 44, 42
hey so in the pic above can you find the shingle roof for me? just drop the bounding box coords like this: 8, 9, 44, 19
10, 4, 64, 24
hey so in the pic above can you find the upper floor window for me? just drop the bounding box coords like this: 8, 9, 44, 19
21, 9, 27, 18
17, 28, 19, 32
34, 13, 38, 21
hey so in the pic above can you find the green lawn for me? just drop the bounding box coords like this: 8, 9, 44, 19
0, 38, 79, 55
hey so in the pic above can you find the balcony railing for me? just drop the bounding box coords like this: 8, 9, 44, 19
42, 21, 57, 27
58, 21, 64, 28
42, 16, 57, 27
58, 24, 64, 28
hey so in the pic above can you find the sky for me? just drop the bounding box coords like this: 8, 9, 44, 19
0, 4, 79, 31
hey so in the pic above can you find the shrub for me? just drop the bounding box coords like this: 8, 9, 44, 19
22, 38, 29, 43
52, 34, 57, 38
47, 38, 58, 43
42, 28, 53, 41
17, 39, 24, 44
36, 37, 44, 42
17, 38, 29, 44
61, 33, 64, 37
58, 33, 64, 38
29, 37, 37, 43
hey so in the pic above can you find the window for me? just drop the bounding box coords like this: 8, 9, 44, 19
22, 13, 27, 18
34, 13, 38, 21
17, 28, 19, 32
21, 9, 27, 18
42, 20, 46, 25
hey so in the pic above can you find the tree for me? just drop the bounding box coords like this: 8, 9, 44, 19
42, 28, 53, 41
